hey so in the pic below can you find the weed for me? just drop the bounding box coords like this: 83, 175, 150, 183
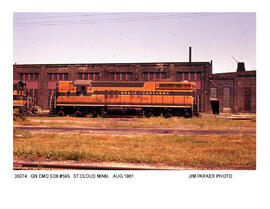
13, 132, 256, 169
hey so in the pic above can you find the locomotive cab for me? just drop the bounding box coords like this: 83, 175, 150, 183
74, 80, 92, 96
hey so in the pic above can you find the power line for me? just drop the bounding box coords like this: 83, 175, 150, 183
14, 12, 129, 19
14, 13, 234, 27
14, 13, 206, 24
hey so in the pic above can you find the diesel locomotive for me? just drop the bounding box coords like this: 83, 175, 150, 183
13, 80, 28, 112
13, 80, 38, 114
52, 80, 198, 117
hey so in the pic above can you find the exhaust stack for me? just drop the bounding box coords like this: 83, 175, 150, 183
189, 47, 192, 62
237, 62, 246, 72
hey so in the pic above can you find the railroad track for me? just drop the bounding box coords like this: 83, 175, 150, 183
13, 160, 178, 170
14, 125, 256, 135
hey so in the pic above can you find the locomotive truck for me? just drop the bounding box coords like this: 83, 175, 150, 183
52, 80, 198, 118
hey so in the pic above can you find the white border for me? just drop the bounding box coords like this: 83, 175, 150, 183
2, 1, 269, 208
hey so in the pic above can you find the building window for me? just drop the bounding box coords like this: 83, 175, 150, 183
143, 72, 167, 81
122, 73, 127, 80
78, 73, 83, 80
48, 73, 68, 81
109, 73, 113, 80
190, 72, 195, 80
77, 73, 99, 80
78, 73, 99, 80
184, 72, 189, 80
178, 72, 183, 81
20, 73, 39, 81
210, 87, 218, 99
95, 73, 100, 80
244, 88, 251, 112
110, 72, 132, 81
196, 72, 201, 80
64, 73, 68, 80
223, 87, 231, 108
149, 73, 154, 80
116, 73, 120, 80
161, 73, 166, 79
89, 73, 93, 80
143, 73, 148, 81
25, 73, 29, 81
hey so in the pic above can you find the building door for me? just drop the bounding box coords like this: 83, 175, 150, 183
244, 88, 251, 112
210, 101, 219, 114
210, 87, 219, 114
223, 87, 231, 112
223, 87, 231, 107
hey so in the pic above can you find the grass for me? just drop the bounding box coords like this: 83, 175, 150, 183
178, 116, 256, 129
13, 114, 256, 130
13, 131, 256, 169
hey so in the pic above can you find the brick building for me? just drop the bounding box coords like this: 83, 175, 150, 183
209, 63, 256, 113
13, 56, 256, 114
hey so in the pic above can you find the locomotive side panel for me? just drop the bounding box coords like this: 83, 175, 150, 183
162, 94, 173, 105
151, 93, 162, 105
54, 81, 197, 117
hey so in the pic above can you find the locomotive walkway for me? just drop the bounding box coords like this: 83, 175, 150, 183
14, 125, 256, 135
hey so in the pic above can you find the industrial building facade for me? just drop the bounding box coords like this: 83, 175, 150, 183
209, 65, 256, 113
13, 61, 256, 114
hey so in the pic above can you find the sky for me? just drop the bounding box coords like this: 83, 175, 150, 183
13, 12, 256, 73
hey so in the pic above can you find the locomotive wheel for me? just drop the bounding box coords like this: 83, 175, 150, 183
153, 110, 161, 117
75, 110, 82, 117
92, 111, 98, 118
144, 111, 153, 118
163, 112, 172, 118
58, 110, 64, 116
184, 111, 191, 118
101, 111, 107, 118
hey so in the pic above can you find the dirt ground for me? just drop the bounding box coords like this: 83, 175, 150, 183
14, 113, 256, 135
14, 124, 256, 135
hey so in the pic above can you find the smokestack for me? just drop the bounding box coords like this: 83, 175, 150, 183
189, 47, 192, 62
237, 62, 245, 72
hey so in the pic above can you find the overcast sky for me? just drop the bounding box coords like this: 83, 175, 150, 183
13, 12, 256, 73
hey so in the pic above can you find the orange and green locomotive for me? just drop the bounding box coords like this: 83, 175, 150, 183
13, 80, 38, 114
13, 80, 28, 112
53, 80, 198, 117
